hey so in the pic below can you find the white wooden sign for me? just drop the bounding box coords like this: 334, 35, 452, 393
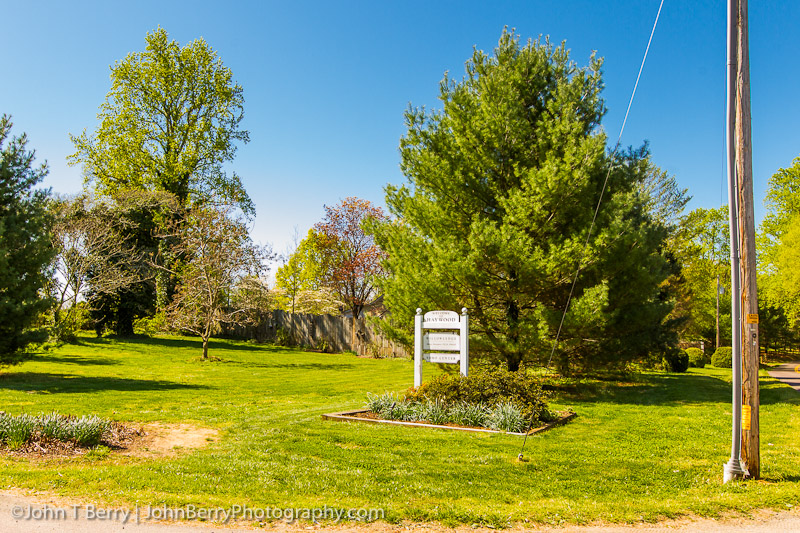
414, 308, 469, 387
424, 353, 461, 364
423, 310, 460, 329
423, 333, 460, 351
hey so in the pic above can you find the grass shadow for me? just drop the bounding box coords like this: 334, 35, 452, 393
0, 373, 210, 394
554, 373, 730, 406
220, 360, 357, 371
555, 371, 800, 407
81, 335, 305, 355
32, 354, 120, 366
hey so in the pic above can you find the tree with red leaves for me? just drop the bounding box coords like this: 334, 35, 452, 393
313, 197, 386, 320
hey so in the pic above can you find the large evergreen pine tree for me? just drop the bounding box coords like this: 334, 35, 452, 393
371, 31, 676, 372
0, 115, 54, 360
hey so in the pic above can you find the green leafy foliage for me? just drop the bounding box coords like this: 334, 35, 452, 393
370, 30, 677, 373
364, 391, 527, 432
0, 115, 54, 360
666, 207, 730, 348
685, 347, 706, 368
662, 349, 689, 373
404, 363, 552, 424
487, 402, 526, 433
711, 346, 733, 368
69, 28, 251, 214
0, 412, 110, 448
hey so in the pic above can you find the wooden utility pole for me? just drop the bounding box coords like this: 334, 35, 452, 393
734, 0, 760, 479
716, 274, 721, 349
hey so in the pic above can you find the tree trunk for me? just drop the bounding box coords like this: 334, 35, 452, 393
202, 336, 209, 360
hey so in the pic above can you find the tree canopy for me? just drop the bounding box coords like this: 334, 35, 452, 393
759, 157, 800, 333
69, 27, 252, 214
371, 30, 677, 372
313, 197, 386, 319
0, 115, 54, 360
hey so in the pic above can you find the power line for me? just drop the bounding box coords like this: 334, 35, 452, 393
545, 0, 665, 370
519, 0, 666, 460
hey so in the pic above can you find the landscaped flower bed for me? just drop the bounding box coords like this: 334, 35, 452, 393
365, 392, 538, 433
0, 411, 137, 456
348, 363, 567, 434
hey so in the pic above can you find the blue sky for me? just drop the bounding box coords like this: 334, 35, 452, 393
2, 0, 798, 255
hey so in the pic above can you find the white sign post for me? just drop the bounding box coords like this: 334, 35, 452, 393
414, 308, 469, 387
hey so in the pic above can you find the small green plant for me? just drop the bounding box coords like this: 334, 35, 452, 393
316, 339, 332, 353
712, 346, 733, 368
273, 327, 292, 347
0, 412, 111, 449
70, 415, 110, 446
367, 342, 384, 359
39, 412, 71, 441
365, 392, 399, 414
418, 398, 450, 425
487, 402, 526, 433
84, 445, 111, 460
449, 401, 490, 427
0, 413, 37, 448
686, 347, 706, 368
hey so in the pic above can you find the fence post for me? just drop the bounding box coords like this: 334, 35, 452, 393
414, 308, 423, 387
460, 307, 469, 377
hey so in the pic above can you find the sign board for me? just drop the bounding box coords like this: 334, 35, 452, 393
414, 308, 469, 387
423, 353, 460, 364
423, 333, 460, 351
423, 310, 460, 329
746, 314, 759, 324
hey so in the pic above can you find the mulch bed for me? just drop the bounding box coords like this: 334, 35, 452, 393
323, 409, 577, 435
1, 422, 144, 458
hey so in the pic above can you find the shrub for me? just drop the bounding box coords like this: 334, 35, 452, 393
662, 348, 689, 373
712, 347, 733, 368
686, 347, 706, 368
273, 327, 292, 347
404, 362, 552, 425
134, 312, 166, 336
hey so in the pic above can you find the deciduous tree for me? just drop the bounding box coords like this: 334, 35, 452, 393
313, 197, 386, 319
69, 27, 252, 309
164, 205, 273, 359
47, 194, 149, 340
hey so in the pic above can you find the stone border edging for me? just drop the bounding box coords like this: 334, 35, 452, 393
322, 409, 576, 436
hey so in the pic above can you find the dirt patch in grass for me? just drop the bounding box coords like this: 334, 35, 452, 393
0, 422, 218, 459
120, 422, 218, 458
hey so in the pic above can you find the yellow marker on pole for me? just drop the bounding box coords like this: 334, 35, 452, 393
742, 404, 752, 431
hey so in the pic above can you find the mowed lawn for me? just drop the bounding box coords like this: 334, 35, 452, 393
0, 335, 799, 527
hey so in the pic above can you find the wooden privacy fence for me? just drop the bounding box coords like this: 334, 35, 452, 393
220, 310, 409, 358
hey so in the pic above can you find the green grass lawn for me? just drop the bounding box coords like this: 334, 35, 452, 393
0, 334, 799, 527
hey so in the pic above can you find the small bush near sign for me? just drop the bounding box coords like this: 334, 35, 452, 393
712, 346, 733, 368
404, 363, 553, 425
686, 347, 706, 368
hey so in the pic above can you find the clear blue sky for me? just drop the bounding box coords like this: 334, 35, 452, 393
2, 0, 798, 256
